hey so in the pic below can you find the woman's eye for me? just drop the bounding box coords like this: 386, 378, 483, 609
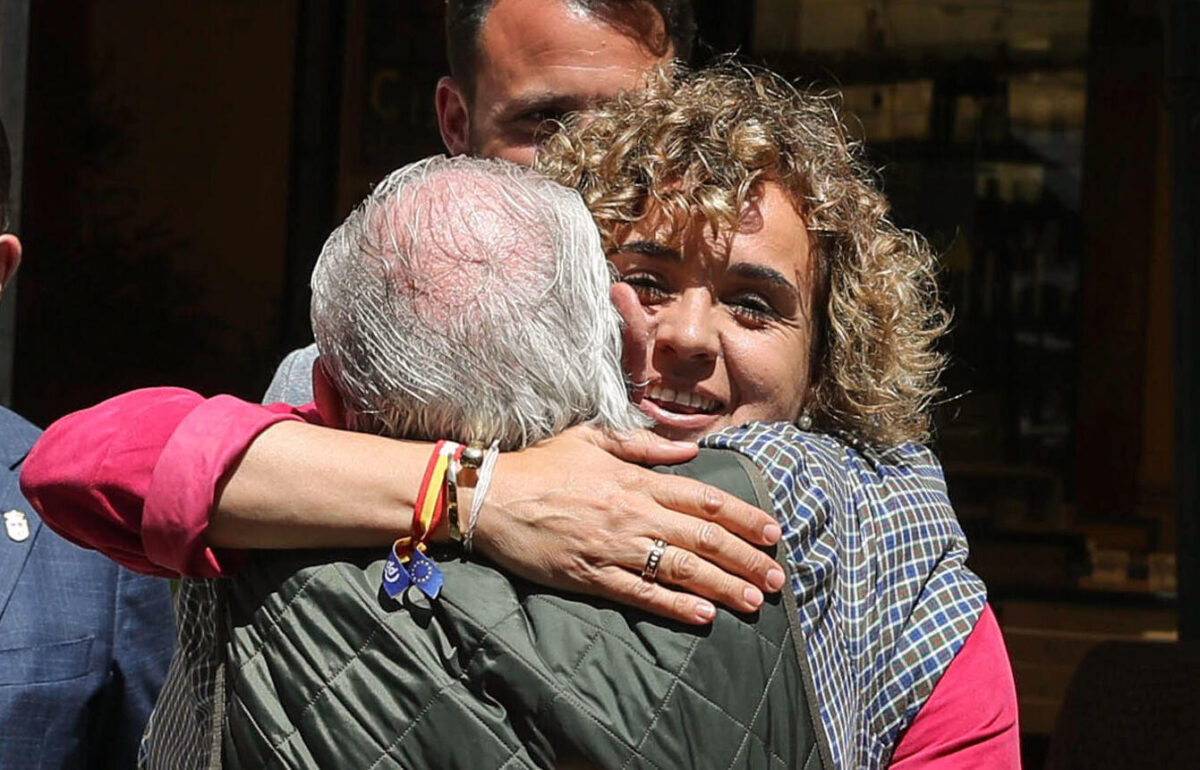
727, 294, 778, 323
622, 273, 670, 301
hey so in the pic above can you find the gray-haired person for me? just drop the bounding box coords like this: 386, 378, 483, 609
310, 156, 641, 448
146, 155, 826, 769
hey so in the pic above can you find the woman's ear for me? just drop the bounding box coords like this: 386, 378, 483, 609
311, 357, 347, 428
0, 234, 23, 297
435, 76, 471, 156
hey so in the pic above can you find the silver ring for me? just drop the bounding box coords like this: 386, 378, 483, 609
641, 538, 668, 582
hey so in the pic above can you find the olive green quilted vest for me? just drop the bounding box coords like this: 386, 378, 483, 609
222, 449, 832, 769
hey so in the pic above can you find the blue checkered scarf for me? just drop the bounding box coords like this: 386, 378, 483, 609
701, 424, 987, 769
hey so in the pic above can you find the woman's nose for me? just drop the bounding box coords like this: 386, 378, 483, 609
655, 290, 719, 363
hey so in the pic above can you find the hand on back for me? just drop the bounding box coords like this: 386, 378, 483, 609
472, 425, 786, 625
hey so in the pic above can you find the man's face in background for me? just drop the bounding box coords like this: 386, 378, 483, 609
436, 0, 674, 165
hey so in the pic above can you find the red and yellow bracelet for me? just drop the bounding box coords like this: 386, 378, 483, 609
382, 440, 460, 599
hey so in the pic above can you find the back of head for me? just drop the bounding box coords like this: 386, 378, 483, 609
445, 0, 696, 95
311, 155, 645, 449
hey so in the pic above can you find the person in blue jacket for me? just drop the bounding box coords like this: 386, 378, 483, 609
0, 119, 175, 767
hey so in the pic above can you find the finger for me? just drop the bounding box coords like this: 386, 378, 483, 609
592, 428, 698, 465
647, 473, 783, 547
610, 282, 653, 394
611, 535, 766, 612
652, 542, 765, 613
593, 565, 719, 626
651, 510, 786, 594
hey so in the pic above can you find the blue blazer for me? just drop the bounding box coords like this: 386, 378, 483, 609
0, 407, 175, 768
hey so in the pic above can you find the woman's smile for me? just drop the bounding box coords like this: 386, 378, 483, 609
637, 382, 725, 434
642, 383, 722, 414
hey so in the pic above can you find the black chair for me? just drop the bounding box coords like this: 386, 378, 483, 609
1044, 640, 1200, 769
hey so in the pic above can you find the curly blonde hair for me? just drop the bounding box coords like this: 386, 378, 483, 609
535, 62, 946, 448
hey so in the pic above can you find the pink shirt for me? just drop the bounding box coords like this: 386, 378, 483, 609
23, 389, 308, 577
20, 387, 1019, 768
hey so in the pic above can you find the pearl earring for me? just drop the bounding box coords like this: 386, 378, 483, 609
797, 412, 813, 431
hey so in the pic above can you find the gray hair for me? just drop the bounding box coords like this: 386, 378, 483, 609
310, 155, 647, 449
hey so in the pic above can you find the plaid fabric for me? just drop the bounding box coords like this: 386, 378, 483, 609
701, 424, 986, 769
139, 579, 224, 770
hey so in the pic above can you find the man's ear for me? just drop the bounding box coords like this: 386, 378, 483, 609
311, 356, 347, 428
435, 76, 471, 156
0, 234, 22, 296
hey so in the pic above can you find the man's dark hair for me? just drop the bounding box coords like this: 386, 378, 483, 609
0, 120, 10, 232
445, 0, 695, 97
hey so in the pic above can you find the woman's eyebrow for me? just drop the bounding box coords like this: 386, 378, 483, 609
614, 241, 681, 260
727, 263, 799, 298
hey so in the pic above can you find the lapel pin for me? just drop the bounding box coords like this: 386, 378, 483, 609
4, 510, 30, 543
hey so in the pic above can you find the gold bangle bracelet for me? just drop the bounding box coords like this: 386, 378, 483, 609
445, 457, 463, 542
461, 440, 486, 469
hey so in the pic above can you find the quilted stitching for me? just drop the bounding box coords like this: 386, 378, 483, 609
723, 632, 792, 770
234, 564, 336, 673
544, 603, 790, 752
534, 594, 784, 655
270, 622, 385, 752
362, 688, 536, 770
338, 562, 676, 769
222, 549, 810, 770
618, 631, 699, 769
454, 579, 799, 769
529, 593, 797, 767
435, 591, 675, 770
237, 585, 540, 770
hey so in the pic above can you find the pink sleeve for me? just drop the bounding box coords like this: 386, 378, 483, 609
20, 387, 318, 578
888, 604, 1020, 769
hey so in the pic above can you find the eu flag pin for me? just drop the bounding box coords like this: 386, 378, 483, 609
381, 548, 411, 598
407, 549, 444, 599
3, 510, 29, 543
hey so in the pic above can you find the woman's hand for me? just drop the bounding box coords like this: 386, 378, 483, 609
472, 426, 786, 625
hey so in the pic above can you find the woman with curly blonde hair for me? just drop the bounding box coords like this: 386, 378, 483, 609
539, 63, 945, 449
531, 64, 1016, 767
25, 64, 1016, 768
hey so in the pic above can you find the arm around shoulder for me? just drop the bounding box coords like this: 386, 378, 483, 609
21, 387, 308, 577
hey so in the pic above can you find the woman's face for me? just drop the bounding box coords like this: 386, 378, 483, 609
610, 182, 817, 441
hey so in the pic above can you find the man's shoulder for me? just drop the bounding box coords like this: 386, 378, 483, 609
227, 542, 814, 770
655, 447, 774, 512
263, 344, 319, 406
0, 406, 41, 467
